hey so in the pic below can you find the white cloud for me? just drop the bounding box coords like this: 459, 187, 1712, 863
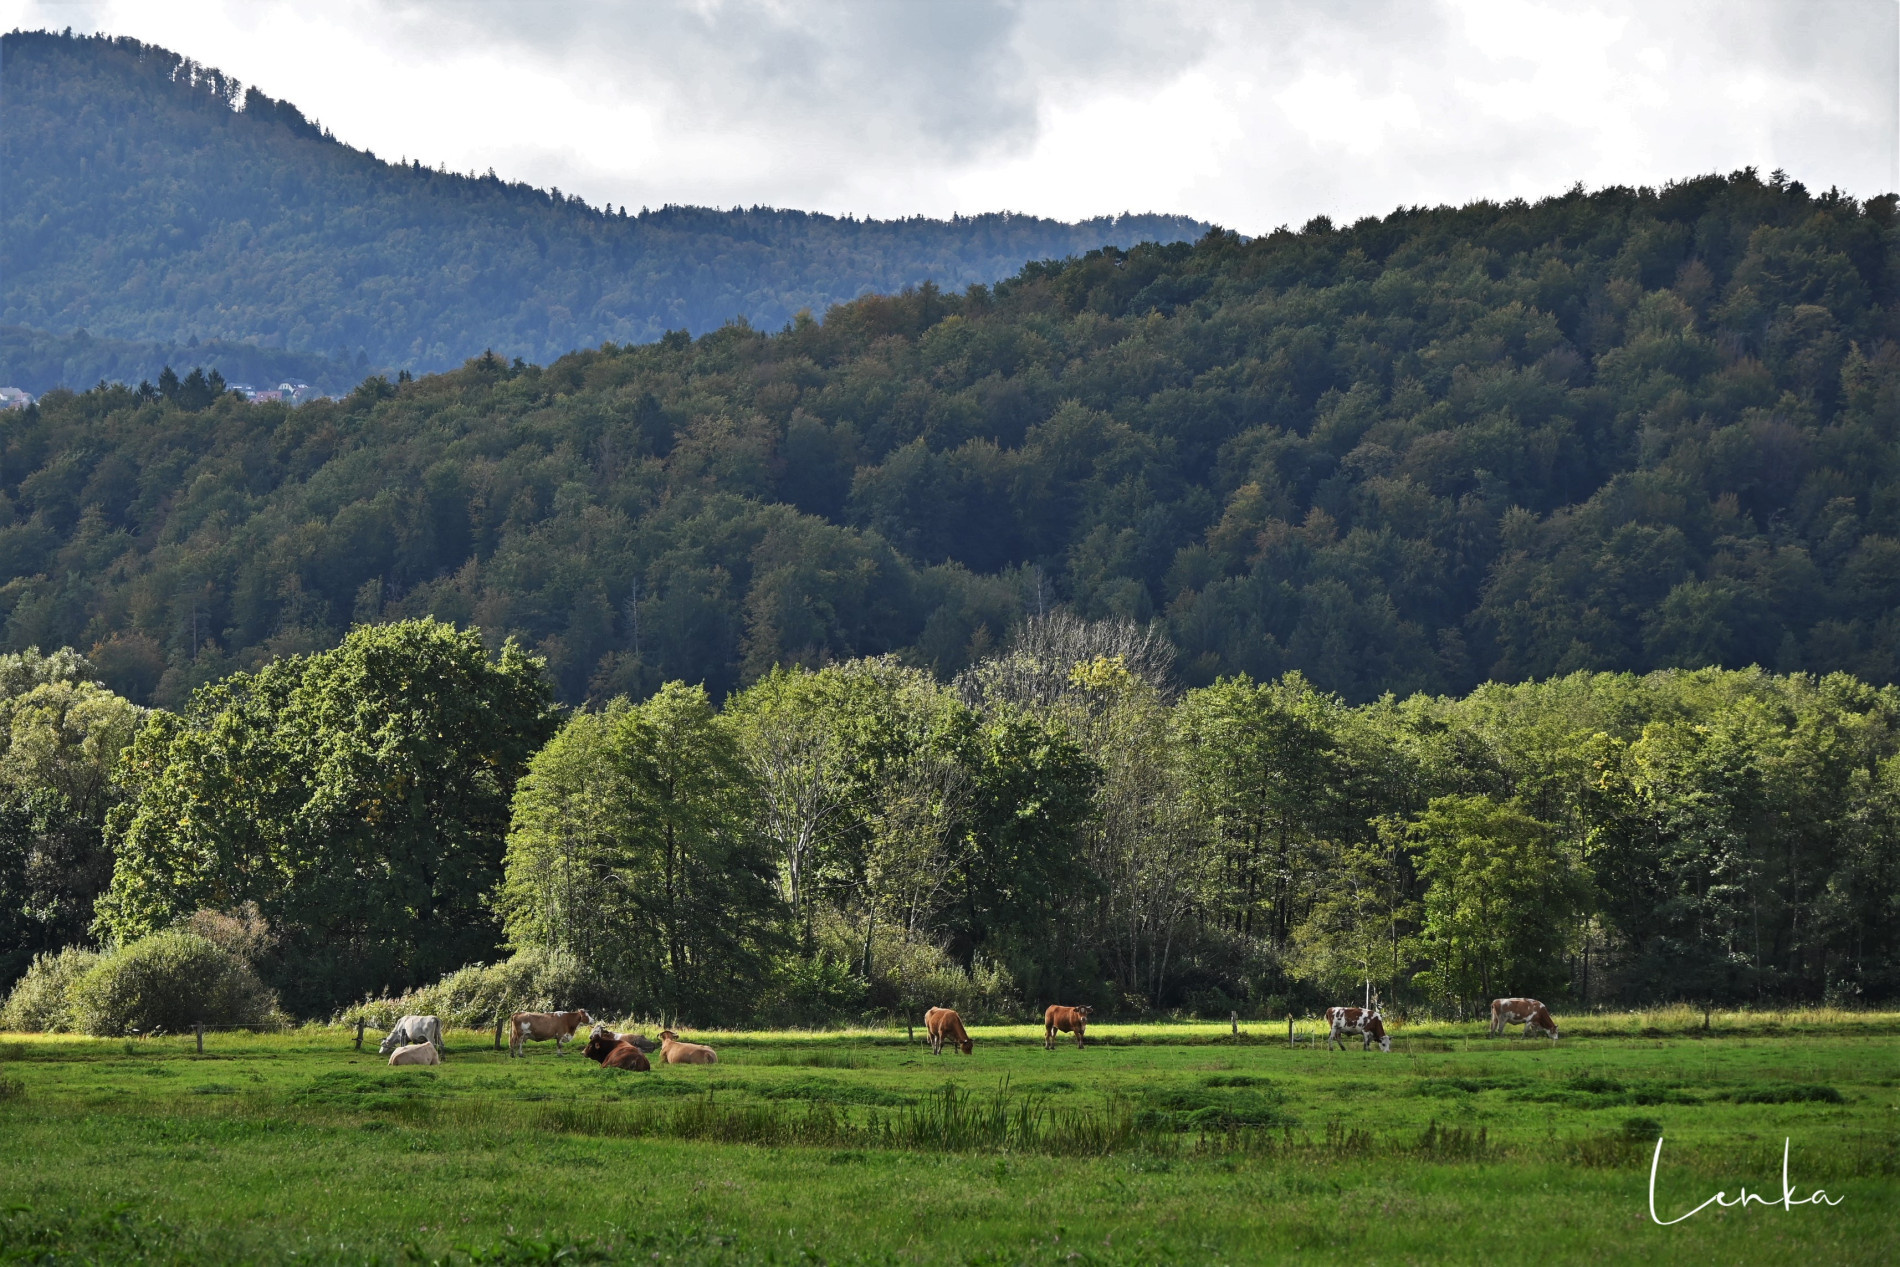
4, 0, 1893, 233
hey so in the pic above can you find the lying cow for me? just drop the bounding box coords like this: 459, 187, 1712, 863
1325, 1006, 1391, 1052
656, 1029, 718, 1065
924, 1006, 973, 1056
1490, 997, 1559, 1041
508, 1008, 593, 1057
582, 1028, 652, 1071
378, 1014, 443, 1057
588, 1022, 659, 1054
387, 1041, 441, 1066
1043, 1004, 1091, 1050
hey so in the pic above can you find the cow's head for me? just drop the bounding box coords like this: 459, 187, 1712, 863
1367, 1011, 1392, 1052
581, 1031, 616, 1063
1077, 1006, 1093, 1020
958, 1034, 974, 1055
658, 1029, 679, 1043
573, 1008, 594, 1026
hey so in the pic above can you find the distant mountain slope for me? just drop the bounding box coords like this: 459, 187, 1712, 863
0, 30, 1208, 373
0, 325, 361, 397
4, 172, 1896, 709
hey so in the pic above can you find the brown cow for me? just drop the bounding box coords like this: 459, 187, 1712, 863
1490, 997, 1559, 1041
581, 1029, 652, 1071
1325, 1006, 1390, 1052
924, 1006, 973, 1056
1043, 1004, 1091, 1050
656, 1029, 718, 1065
507, 1008, 593, 1057
588, 1022, 659, 1053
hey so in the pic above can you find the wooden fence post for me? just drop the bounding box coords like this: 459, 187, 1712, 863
354, 1018, 365, 1051
1231, 1010, 1238, 1037
494, 1015, 504, 1051
1287, 1014, 1294, 1048
195, 1022, 203, 1055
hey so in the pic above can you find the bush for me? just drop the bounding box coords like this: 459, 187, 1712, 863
68, 932, 277, 1036
0, 946, 101, 1032
811, 912, 1020, 1023
343, 949, 621, 1030
756, 951, 868, 1027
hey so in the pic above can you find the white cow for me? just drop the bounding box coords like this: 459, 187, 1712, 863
387, 1041, 441, 1066
379, 1014, 444, 1056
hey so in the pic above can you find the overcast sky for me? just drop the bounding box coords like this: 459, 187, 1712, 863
6, 0, 1896, 233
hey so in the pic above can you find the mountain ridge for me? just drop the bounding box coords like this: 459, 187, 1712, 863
0, 29, 1208, 373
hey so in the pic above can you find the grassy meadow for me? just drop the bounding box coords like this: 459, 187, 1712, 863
0, 1009, 1895, 1265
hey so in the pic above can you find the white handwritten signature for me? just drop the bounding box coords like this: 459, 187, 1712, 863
1648, 1136, 1844, 1224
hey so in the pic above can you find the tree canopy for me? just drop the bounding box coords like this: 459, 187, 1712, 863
3, 168, 1895, 710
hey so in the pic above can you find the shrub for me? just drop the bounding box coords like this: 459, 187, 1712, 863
69, 932, 277, 1036
0, 947, 101, 1032
343, 949, 622, 1030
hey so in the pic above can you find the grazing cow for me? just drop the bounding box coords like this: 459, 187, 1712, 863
378, 1014, 443, 1057
924, 1006, 973, 1056
507, 1008, 593, 1057
1043, 1004, 1091, 1050
1325, 1006, 1391, 1052
1489, 997, 1559, 1041
656, 1029, 718, 1065
387, 1041, 441, 1066
581, 1029, 652, 1071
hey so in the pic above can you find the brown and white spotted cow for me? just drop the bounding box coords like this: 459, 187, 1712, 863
507, 1008, 593, 1057
1324, 1006, 1391, 1052
1489, 997, 1559, 1041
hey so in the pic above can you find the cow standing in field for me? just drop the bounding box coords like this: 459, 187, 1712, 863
656, 1030, 718, 1065
924, 1006, 973, 1055
1325, 1006, 1391, 1052
582, 1028, 652, 1071
1043, 1004, 1091, 1050
387, 1041, 441, 1066
378, 1014, 444, 1057
1490, 997, 1559, 1041
507, 1008, 593, 1057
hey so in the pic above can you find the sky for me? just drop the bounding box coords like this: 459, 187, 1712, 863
4, 0, 1896, 234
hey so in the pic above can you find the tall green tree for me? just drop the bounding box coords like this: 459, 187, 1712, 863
96, 620, 556, 1011
1408, 794, 1592, 1014
501, 682, 781, 1020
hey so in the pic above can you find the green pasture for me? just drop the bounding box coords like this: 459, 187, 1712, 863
0, 1010, 1895, 1265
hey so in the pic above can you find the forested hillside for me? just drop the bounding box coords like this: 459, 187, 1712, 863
0, 30, 1204, 375
2, 169, 1895, 708
0, 325, 360, 397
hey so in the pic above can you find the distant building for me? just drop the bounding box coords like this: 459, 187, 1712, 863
226, 382, 258, 399
0, 386, 31, 410
248, 388, 285, 403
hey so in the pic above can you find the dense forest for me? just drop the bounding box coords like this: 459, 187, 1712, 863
1, 169, 1896, 710
0, 30, 1204, 375
4, 621, 1897, 1028
0, 324, 360, 398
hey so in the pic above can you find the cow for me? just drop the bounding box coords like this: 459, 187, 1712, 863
581, 1028, 652, 1071
378, 1014, 443, 1057
924, 1006, 973, 1056
1325, 1006, 1391, 1052
1043, 1004, 1091, 1050
507, 1008, 593, 1057
588, 1022, 659, 1054
656, 1029, 718, 1065
1490, 997, 1559, 1041
387, 1041, 441, 1066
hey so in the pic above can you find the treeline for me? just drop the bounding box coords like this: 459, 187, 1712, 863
0, 30, 1203, 373
5, 618, 1898, 1026
2, 170, 1896, 709
0, 324, 362, 398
